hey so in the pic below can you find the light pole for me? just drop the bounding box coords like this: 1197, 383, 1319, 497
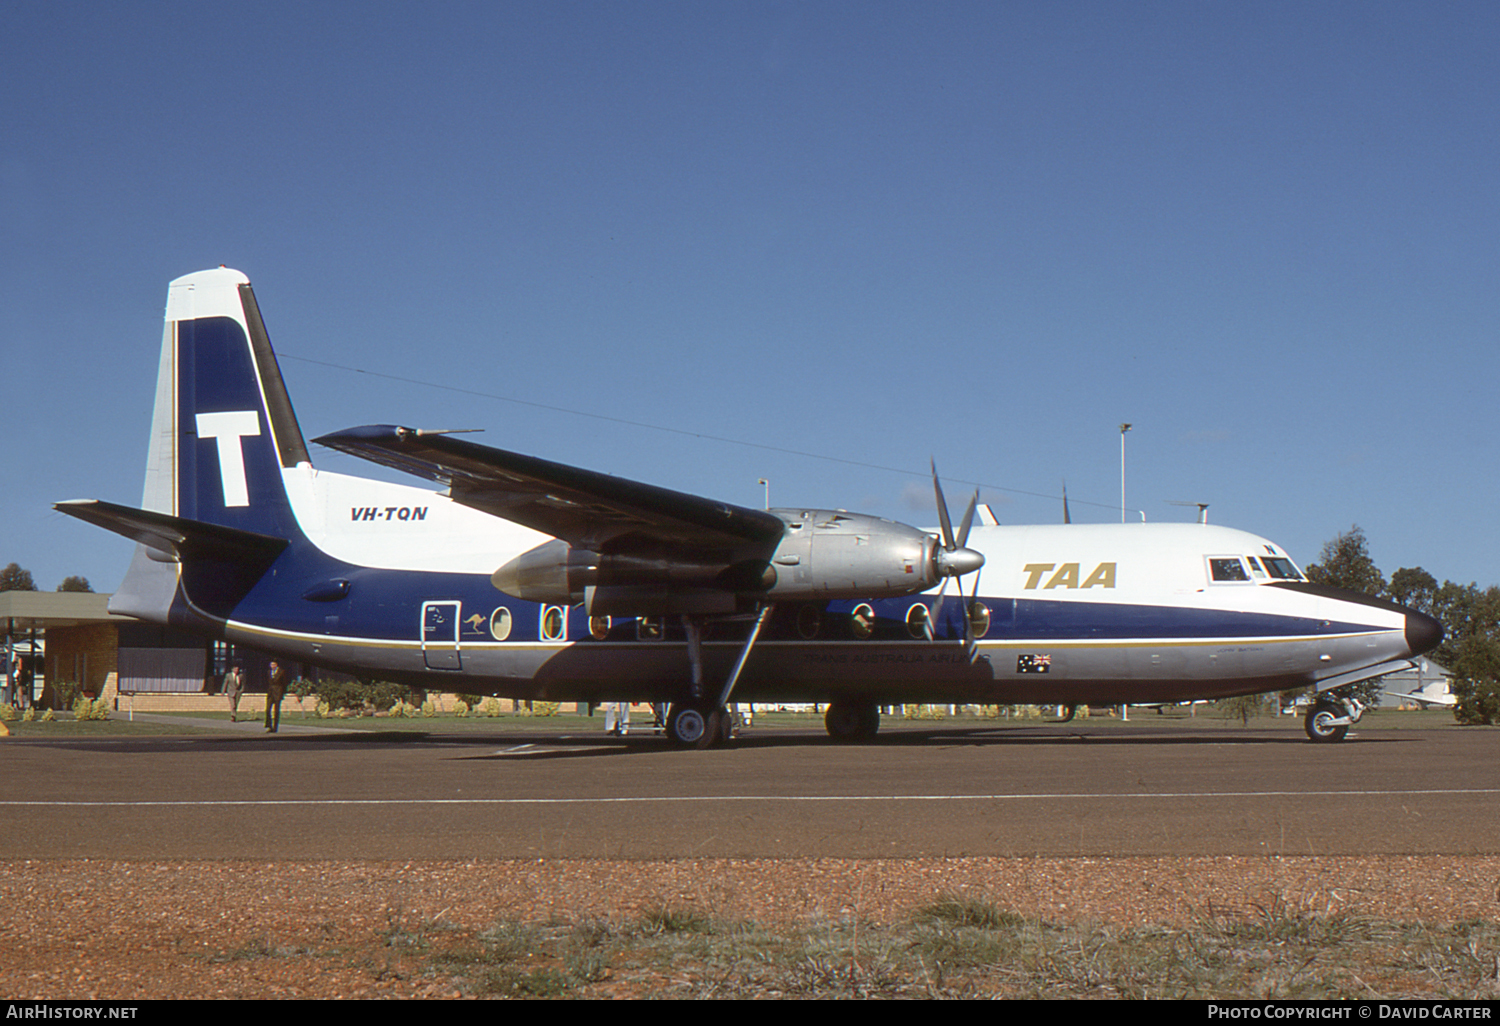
758, 479, 769, 510
1116, 426, 1132, 724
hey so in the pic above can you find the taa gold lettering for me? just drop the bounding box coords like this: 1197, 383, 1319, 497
1022, 561, 1117, 589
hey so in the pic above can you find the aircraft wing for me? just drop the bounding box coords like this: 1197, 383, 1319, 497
313, 425, 785, 550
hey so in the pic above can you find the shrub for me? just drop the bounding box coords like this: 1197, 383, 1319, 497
53, 682, 81, 710
73, 696, 110, 721
1217, 693, 1269, 726
299, 678, 423, 714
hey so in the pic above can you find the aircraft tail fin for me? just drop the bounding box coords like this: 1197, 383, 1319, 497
137, 268, 310, 535
68, 269, 313, 624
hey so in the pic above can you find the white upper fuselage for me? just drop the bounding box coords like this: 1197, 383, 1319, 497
289, 464, 1328, 621
282, 464, 1405, 654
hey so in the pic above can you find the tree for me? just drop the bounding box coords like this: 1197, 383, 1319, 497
1385, 569, 1500, 726
0, 563, 36, 592
56, 576, 93, 593
1387, 566, 1438, 613
1218, 693, 1269, 726
1449, 585, 1500, 725
1303, 527, 1390, 705
1304, 526, 1386, 597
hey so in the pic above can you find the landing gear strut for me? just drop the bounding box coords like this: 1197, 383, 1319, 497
667, 604, 773, 748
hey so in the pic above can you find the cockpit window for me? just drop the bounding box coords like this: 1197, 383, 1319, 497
1208, 557, 1250, 582
1245, 556, 1266, 576
1261, 557, 1303, 580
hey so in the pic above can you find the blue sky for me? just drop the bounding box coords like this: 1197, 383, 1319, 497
3, 1, 1496, 592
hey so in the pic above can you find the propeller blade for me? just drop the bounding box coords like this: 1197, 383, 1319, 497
927, 462, 988, 651
956, 489, 978, 549
931, 458, 955, 551
926, 579, 948, 641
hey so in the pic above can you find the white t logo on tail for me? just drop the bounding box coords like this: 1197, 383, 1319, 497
196, 411, 261, 507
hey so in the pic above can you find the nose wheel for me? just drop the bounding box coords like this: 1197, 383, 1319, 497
1304, 697, 1359, 742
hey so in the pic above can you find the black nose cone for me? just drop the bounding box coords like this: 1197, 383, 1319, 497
1405, 609, 1443, 657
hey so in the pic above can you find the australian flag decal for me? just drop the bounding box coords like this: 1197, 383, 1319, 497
1017, 653, 1052, 674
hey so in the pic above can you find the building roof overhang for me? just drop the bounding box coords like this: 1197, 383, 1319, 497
0, 592, 132, 631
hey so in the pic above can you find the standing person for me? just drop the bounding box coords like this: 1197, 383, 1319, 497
223, 662, 244, 722
265, 661, 288, 733
604, 701, 630, 736
14, 657, 30, 711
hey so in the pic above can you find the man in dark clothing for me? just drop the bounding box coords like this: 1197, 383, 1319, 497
266, 661, 288, 733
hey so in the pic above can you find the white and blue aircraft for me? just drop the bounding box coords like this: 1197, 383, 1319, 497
57, 268, 1443, 746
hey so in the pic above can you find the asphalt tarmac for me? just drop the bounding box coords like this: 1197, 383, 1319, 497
2, 720, 1494, 860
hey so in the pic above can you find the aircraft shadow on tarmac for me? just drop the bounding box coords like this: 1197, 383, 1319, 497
16, 724, 1421, 759
428, 724, 1424, 761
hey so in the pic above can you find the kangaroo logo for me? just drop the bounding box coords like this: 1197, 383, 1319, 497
196, 411, 261, 507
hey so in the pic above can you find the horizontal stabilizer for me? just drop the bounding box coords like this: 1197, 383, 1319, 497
53, 499, 289, 564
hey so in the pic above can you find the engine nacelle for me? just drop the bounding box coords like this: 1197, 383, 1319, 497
490, 539, 596, 604
490, 540, 753, 606
489, 509, 981, 614
760, 509, 940, 600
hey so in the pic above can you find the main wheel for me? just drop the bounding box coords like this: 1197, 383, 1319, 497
1305, 702, 1349, 743
824, 701, 880, 741
666, 704, 724, 749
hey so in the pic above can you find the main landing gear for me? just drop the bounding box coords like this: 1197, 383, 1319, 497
1304, 693, 1364, 743
666, 604, 774, 749
665, 703, 734, 749
823, 701, 880, 742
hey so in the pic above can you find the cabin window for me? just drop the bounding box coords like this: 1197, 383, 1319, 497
1208, 557, 1250, 582
589, 615, 610, 640
906, 603, 929, 639
1261, 557, 1303, 580
797, 605, 822, 639
540, 605, 566, 641
850, 603, 875, 640
637, 617, 664, 641
968, 602, 990, 638
489, 607, 512, 641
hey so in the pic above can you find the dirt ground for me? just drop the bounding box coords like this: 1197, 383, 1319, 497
4, 855, 1498, 999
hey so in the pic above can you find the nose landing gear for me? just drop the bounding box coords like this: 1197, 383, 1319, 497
1304, 694, 1364, 743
